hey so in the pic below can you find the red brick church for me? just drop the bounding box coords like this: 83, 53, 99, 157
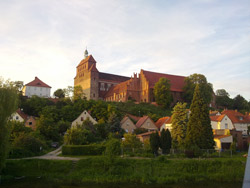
74, 50, 186, 103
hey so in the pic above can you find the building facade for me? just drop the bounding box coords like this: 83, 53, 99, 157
74, 51, 186, 103
22, 77, 51, 98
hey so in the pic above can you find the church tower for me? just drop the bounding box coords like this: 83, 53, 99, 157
74, 49, 99, 100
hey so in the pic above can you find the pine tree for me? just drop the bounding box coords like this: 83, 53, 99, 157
150, 131, 160, 156
166, 129, 172, 154
171, 102, 188, 149
185, 84, 214, 150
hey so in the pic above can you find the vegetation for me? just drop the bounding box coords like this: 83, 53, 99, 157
1, 157, 246, 186
0, 79, 19, 172
185, 84, 215, 150
62, 144, 105, 156
150, 132, 161, 155
182, 73, 213, 106
171, 102, 188, 149
122, 133, 142, 151
153, 77, 172, 108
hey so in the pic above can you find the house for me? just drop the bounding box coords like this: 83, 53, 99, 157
136, 131, 158, 142
155, 116, 171, 131
120, 116, 137, 133
221, 110, 250, 136
71, 110, 97, 128
135, 116, 158, 131
210, 114, 234, 130
22, 77, 51, 98
10, 109, 37, 130
214, 135, 233, 150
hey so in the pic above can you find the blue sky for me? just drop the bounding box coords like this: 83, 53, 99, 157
1, 0, 250, 100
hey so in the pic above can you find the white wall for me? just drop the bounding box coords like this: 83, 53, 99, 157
23, 86, 50, 98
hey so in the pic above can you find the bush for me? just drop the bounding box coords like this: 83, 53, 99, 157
105, 138, 121, 158
62, 144, 105, 156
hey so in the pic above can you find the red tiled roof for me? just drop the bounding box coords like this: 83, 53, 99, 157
221, 110, 250, 124
104, 80, 129, 98
121, 116, 129, 124
141, 70, 186, 92
210, 114, 226, 122
99, 72, 130, 83
25, 77, 51, 88
155, 117, 170, 129
77, 55, 97, 68
16, 109, 28, 120
127, 114, 141, 122
136, 116, 151, 128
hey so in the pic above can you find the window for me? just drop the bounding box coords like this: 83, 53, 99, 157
34, 87, 37, 91
93, 93, 95, 97
126, 123, 129, 126
40, 88, 42, 91
29, 122, 32, 125
225, 123, 228, 129
16, 116, 19, 120
147, 122, 150, 126
100, 83, 105, 91
81, 117, 84, 121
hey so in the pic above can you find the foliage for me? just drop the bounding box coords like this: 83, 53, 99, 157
143, 139, 152, 152
73, 85, 86, 101
171, 102, 188, 149
150, 132, 160, 155
53, 89, 65, 98
233, 94, 249, 112
57, 120, 71, 135
153, 77, 172, 108
215, 89, 233, 109
185, 84, 215, 150
182, 73, 213, 105
122, 133, 142, 150
160, 129, 171, 154
9, 121, 32, 141
62, 144, 105, 156
36, 115, 60, 142
105, 137, 121, 159
106, 112, 123, 136
0, 79, 19, 172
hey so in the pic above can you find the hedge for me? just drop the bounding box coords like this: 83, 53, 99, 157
62, 144, 106, 156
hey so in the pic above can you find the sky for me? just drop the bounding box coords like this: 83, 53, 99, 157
1, 0, 250, 100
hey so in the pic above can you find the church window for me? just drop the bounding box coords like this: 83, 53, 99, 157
100, 83, 105, 91
93, 93, 95, 97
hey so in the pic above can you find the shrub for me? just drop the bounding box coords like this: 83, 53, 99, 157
105, 138, 121, 158
62, 144, 105, 156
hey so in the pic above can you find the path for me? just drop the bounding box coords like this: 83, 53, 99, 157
243, 145, 250, 188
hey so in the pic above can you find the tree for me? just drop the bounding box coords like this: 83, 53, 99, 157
182, 74, 213, 105
0, 79, 18, 172
57, 120, 70, 135
105, 136, 121, 160
185, 84, 214, 150
215, 89, 233, 110
160, 129, 171, 154
73, 85, 85, 101
122, 133, 142, 151
153, 77, 172, 108
54, 89, 65, 98
64, 127, 93, 145
150, 131, 160, 156
171, 102, 188, 149
233, 95, 249, 112
107, 112, 123, 136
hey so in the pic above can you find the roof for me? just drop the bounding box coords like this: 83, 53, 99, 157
141, 69, 186, 92
104, 80, 130, 97
221, 110, 250, 124
136, 116, 153, 128
121, 116, 130, 124
136, 131, 157, 137
155, 117, 170, 129
209, 111, 221, 116
99, 72, 130, 83
76, 55, 97, 68
16, 109, 28, 120
210, 114, 226, 122
127, 114, 141, 122
25, 77, 51, 88
214, 135, 232, 139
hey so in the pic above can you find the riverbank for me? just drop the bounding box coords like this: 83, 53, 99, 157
1, 156, 246, 187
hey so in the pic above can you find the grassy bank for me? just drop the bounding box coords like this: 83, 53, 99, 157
1, 157, 246, 186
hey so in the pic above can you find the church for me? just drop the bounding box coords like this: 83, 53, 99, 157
74, 50, 186, 103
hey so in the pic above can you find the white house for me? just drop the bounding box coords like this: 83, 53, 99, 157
210, 114, 234, 130
22, 77, 51, 98
71, 110, 97, 127
155, 117, 171, 131
10, 109, 27, 122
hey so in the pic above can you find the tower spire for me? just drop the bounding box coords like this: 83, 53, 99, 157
84, 47, 88, 58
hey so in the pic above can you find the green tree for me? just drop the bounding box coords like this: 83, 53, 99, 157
64, 127, 93, 145
9, 121, 32, 142
53, 89, 65, 98
122, 133, 142, 151
171, 102, 188, 149
215, 89, 233, 110
160, 129, 172, 154
0, 79, 18, 172
150, 131, 160, 156
185, 84, 214, 150
107, 112, 123, 136
233, 94, 249, 112
105, 136, 121, 160
182, 74, 213, 105
73, 85, 85, 101
57, 120, 70, 135
153, 77, 172, 108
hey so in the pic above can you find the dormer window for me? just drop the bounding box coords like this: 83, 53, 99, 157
239, 117, 243, 121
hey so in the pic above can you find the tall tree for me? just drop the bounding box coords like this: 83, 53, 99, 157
182, 74, 213, 105
171, 102, 188, 149
153, 77, 172, 108
185, 84, 214, 150
0, 79, 18, 172
150, 131, 160, 156
160, 129, 172, 154
233, 94, 249, 112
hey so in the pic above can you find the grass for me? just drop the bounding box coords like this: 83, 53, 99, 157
1, 156, 246, 186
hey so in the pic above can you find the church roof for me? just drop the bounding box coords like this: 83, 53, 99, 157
99, 72, 130, 83
77, 55, 97, 68
104, 80, 129, 97
25, 77, 51, 88
141, 70, 186, 92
